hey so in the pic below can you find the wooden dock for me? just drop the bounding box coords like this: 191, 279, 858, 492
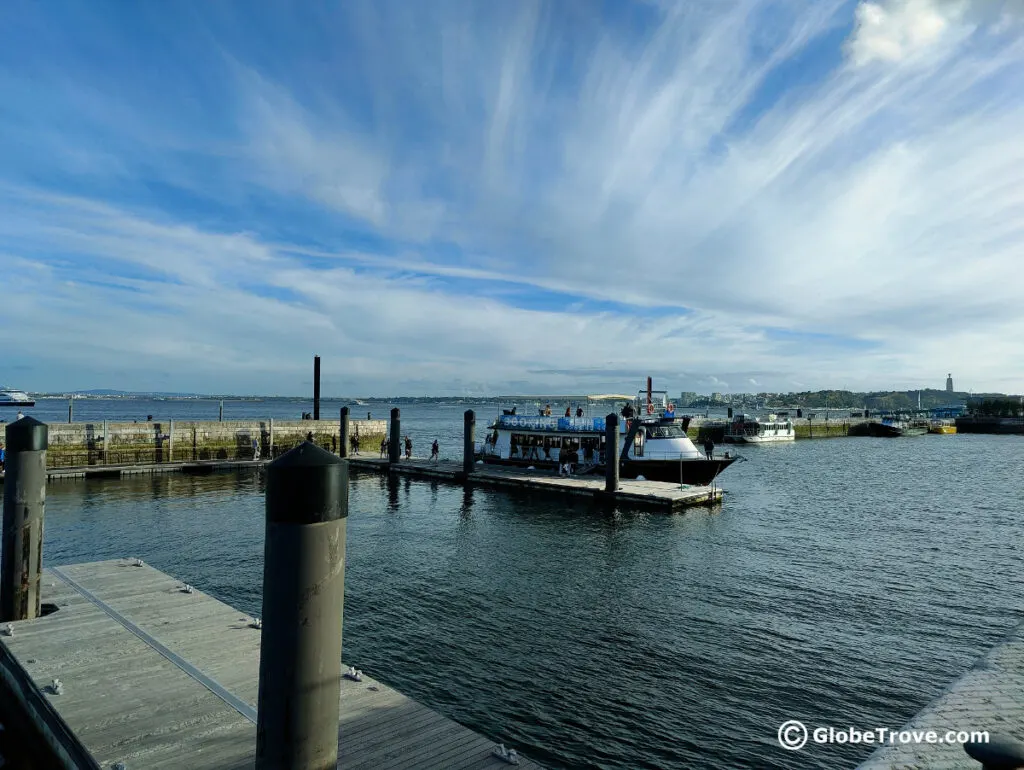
348, 457, 723, 512
2, 456, 724, 512
0, 559, 542, 769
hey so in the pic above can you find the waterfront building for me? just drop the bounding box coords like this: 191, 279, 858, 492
680, 391, 697, 407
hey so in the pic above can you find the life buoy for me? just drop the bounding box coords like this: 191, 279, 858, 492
646, 403, 654, 414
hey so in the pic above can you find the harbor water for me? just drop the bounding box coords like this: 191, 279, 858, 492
23, 400, 1024, 768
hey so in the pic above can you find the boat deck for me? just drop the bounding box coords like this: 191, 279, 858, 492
0, 559, 543, 769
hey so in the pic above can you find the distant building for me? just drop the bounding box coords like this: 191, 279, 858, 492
680, 391, 697, 407
946, 373, 954, 393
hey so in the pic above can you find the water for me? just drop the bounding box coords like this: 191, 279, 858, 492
28, 400, 1024, 769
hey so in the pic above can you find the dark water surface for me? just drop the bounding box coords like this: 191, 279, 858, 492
33, 404, 1024, 769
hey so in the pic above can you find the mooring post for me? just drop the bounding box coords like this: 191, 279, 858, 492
388, 408, 401, 463
102, 419, 108, 464
169, 418, 175, 463
68, 398, 73, 423
1, 417, 48, 622
339, 407, 350, 459
219, 400, 224, 422
313, 354, 321, 421
255, 441, 348, 770
463, 409, 475, 475
269, 418, 275, 459
605, 413, 620, 493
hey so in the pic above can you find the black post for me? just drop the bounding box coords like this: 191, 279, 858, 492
1, 417, 48, 622
463, 409, 475, 475
727, 407, 733, 419
339, 407, 350, 459
219, 400, 224, 422
256, 441, 348, 770
68, 398, 73, 423
388, 408, 401, 463
313, 355, 321, 421
605, 413, 619, 493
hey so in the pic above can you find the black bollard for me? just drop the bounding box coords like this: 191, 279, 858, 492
964, 733, 1024, 769
605, 413, 619, 493
1, 417, 48, 622
339, 407, 349, 459
463, 410, 475, 475
219, 400, 224, 422
255, 441, 348, 770
388, 408, 400, 463
68, 398, 73, 423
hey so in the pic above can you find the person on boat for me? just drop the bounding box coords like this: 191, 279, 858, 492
430, 439, 439, 462
583, 440, 594, 464
703, 437, 714, 460
380, 436, 388, 458
621, 402, 634, 419
543, 437, 551, 459
564, 406, 572, 418
404, 436, 412, 459
575, 406, 584, 417
543, 404, 552, 416
665, 403, 676, 418
510, 405, 517, 415
510, 434, 519, 458
557, 445, 568, 476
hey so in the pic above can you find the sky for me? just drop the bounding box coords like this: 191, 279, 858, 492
1, 0, 1022, 397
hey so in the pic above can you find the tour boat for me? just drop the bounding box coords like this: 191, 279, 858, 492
0, 388, 34, 407
724, 414, 795, 443
477, 380, 735, 486
928, 419, 957, 435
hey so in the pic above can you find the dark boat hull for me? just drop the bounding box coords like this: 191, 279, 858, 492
0, 402, 34, 408
868, 422, 927, 437
479, 456, 734, 486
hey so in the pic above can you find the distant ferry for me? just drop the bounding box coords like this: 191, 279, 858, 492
477, 380, 735, 486
0, 388, 34, 407
724, 414, 795, 443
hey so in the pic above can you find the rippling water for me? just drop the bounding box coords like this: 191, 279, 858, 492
34, 407, 1024, 769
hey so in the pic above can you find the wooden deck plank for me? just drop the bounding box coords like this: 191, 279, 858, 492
0, 558, 543, 769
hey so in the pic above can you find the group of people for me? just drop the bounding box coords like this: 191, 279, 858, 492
378, 435, 440, 461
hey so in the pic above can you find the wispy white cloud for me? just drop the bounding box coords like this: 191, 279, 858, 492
0, 0, 1022, 394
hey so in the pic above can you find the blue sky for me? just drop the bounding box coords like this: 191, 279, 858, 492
1, 0, 1022, 396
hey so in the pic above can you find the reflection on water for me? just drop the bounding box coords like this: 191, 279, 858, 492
39, 434, 1024, 769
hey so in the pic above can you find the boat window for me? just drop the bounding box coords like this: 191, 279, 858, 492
647, 425, 685, 438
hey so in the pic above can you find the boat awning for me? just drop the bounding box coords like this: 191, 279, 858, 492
586, 394, 634, 401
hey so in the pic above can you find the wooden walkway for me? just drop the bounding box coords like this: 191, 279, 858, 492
0, 559, 542, 769
348, 457, 723, 512
0, 458, 266, 483
858, 621, 1024, 768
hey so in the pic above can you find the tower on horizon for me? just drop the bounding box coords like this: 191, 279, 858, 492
946, 373, 954, 393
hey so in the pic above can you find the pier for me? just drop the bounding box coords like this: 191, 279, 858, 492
0, 559, 542, 769
857, 622, 1024, 769
0, 416, 542, 769
348, 457, 723, 512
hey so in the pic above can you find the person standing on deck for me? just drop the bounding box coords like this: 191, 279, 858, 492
430, 439, 439, 462
252, 436, 260, 461
620, 402, 634, 419
380, 436, 388, 458
543, 404, 552, 416
564, 406, 572, 418
575, 406, 584, 417
404, 435, 412, 459
703, 437, 714, 460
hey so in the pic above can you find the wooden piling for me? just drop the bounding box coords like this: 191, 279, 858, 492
463, 409, 475, 475
219, 401, 224, 422
1, 417, 48, 622
388, 408, 401, 464
339, 407, 350, 459
169, 419, 174, 463
68, 398, 73, 423
256, 442, 347, 770
605, 413, 619, 493
313, 354, 321, 421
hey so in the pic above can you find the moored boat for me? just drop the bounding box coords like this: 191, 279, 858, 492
477, 380, 736, 485
724, 414, 795, 443
868, 416, 928, 437
928, 419, 957, 434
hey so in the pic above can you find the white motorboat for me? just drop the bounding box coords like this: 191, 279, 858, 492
724, 414, 795, 443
